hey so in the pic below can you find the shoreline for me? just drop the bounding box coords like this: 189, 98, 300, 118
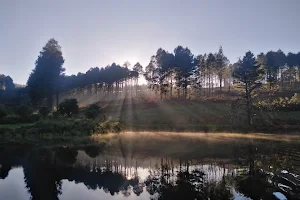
1, 131, 300, 147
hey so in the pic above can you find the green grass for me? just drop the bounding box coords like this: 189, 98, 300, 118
1, 96, 300, 146
99, 97, 300, 133
0, 123, 35, 129
0, 116, 121, 145
274, 111, 300, 121
103, 98, 232, 132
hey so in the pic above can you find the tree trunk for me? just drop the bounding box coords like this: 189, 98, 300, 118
208, 75, 211, 97
47, 95, 53, 110
203, 73, 206, 97
281, 68, 284, 89
170, 77, 173, 98
245, 83, 252, 126
298, 67, 300, 82
56, 92, 59, 109
219, 77, 222, 97
136, 78, 138, 97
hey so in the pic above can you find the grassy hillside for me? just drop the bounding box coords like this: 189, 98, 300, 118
102, 97, 236, 132
97, 97, 300, 133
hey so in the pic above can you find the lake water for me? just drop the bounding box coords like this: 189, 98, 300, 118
0, 132, 299, 200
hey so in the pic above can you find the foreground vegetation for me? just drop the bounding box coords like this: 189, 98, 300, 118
0, 99, 121, 144
1, 92, 300, 145
1, 38, 300, 142
100, 94, 300, 133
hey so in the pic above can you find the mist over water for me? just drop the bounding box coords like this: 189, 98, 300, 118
0, 133, 299, 200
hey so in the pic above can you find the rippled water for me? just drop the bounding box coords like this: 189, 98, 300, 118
0, 133, 299, 200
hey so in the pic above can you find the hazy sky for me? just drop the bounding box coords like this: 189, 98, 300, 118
1, 0, 300, 84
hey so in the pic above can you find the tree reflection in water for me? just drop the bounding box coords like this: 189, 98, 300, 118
16, 148, 233, 200
0, 140, 299, 200
20, 147, 145, 199
233, 142, 300, 200
145, 159, 232, 200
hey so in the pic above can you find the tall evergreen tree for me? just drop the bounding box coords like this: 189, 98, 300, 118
206, 53, 216, 96
144, 56, 159, 93
193, 54, 206, 96
27, 38, 65, 109
132, 62, 143, 76
274, 49, 286, 88
215, 46, 229, 92
156, 48, 174, 99
4, 76, 15, 91
296, 52, 300, 81
173, 46, 194, 98
265, 51, 280, 87
233, 51, 264, 126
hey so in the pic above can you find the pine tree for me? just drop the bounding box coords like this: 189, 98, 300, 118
27, 38, 65, 109
233, 51, 264, 126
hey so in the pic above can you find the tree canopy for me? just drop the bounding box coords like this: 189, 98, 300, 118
27, 38, 65, 108
0, 38, 297, 108
233, 51, 264, 125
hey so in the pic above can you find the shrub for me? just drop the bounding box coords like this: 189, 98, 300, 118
15, 105, 33, 117
290, 93, 300, 104
50, 110, 60, 119
0, 115, 20, 124
0, 114, 40, 124
256, 93, 300, 112
29, 113, 41, 122
28, 118, 97, 135
98, 117, 122, 134
58, 99, 79, 117
84, 104, 101, 119
0, 104, 8, 119
39, 107, 50, 118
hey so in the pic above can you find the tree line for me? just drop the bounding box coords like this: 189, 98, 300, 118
144, 47, 300, 99
2, 38, 300, 109
27, 39, 143, 108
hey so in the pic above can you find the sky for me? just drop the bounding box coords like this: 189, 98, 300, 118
1, 0, 300, 84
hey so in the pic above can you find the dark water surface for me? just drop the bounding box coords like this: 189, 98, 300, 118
0, 133, 299, 200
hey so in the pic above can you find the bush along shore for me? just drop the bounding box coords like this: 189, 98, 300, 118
0, 99, 121, 143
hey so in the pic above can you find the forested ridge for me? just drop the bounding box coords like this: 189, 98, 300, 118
1, 38, 300, 135
1, 38, 300, 107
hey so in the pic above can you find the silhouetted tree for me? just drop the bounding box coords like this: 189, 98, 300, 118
0, 75, 5, 90
156, 48, 175, 99
173, 46, 193, 98
144, 56, 159, 94
233, 51, 264, 126
133, 62, 143, 76
274, 50, 286, 88
132, 62, 143, 95
286, 52, 298, 85
4, 76, 15, 91
27, 38, 65, 109
215, 46, 229, 93
206, 53, 216, 96
0, 74, 15, 91
193, 54, 206, 97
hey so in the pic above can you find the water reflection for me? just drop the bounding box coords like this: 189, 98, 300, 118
0, 136, 299, 200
